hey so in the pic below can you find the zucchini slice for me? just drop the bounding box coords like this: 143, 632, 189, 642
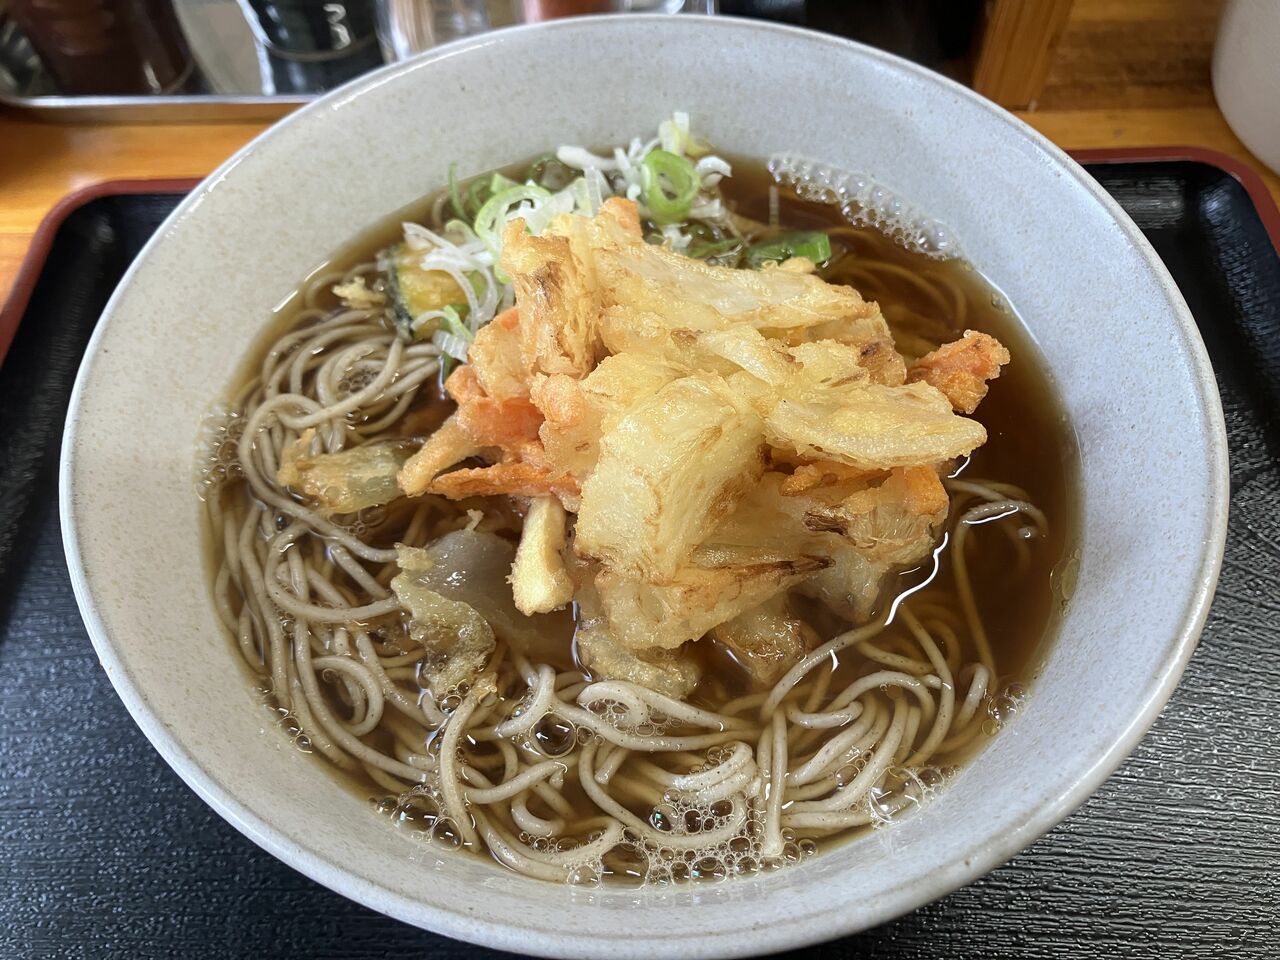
382, 242, 467, 339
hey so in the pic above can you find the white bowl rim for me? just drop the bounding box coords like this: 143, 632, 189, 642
59, 14, 1230, 958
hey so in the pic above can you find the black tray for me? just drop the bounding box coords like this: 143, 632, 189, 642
2, 159, 1278, 959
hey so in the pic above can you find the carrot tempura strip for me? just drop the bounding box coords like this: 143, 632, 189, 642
467, 306, 528, 401
398, 415, 479, 497
893, 465, 949, 516
455, 396, 544, 451
444, 364, 486, 404
428, 461, 569, 500
779, 461, 883, 497
907, 330, 1010, 414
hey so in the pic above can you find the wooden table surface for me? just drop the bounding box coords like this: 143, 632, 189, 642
2, 104, 1278, 315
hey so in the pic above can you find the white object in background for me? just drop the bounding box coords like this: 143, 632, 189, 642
616, 0, 717, 10
375, 0, 490, 59
173, 0, 267, 94
617, 0, 687, 11
1213, 0, 1280, 175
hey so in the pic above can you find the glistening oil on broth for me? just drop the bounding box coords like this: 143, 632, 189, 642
201, 145, 1077, 886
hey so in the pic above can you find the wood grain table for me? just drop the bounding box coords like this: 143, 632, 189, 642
2, 103, 1279, 316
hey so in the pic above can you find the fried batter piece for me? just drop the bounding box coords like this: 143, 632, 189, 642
907, 329, 1010, 414
779, 460, 883, 497
596, 231, 877, 333
705, 468, 948, 620
575, 373, 766, 580
575, 622, 703, 699
278, 428, 412, 516
392, 543, 497, 697
467, 306, 529, 401
710, 595, 820, 686
593, 553, 830, 651
572, 564, 702, 698
397, 415, 480, 497
398, 359, 560, 501
510, 496, 574, 615
396, 199, 1008, 688
802, 466, 948, 562
426, 460, 567, 500
500, 197, 642, 380
751, 374, 985, 470
532, 352, 682, 480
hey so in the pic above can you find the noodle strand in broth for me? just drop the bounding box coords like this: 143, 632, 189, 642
200, 141, 1073, 886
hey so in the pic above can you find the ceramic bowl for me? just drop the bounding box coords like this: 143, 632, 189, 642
61, 15, 1228, 958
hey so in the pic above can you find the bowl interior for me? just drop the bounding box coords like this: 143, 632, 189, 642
61, 16, 1226, 959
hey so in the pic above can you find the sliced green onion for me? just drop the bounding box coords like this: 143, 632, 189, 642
489, 172, 518, 194
684, 137, 711, 160
445, 302, 471, 329
466, 177, 491, 218
569, 176, 594, 215
437, 334, 470, 355
744, 231, 833, 269
448, 163, 467, 221
658, 112, 711, 159
432, 304, 474, 377
442, 306, 473, 343
683, 221, 741, 259
473, 184, 552, 258
640, 149, 700, 225
687, 237, 741, 260
443, 218, 480, 245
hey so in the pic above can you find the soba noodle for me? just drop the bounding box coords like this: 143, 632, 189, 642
199, 147, 1067, 887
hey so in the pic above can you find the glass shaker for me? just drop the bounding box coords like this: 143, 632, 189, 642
375, 0, 491, 59
237, 0, 385, 91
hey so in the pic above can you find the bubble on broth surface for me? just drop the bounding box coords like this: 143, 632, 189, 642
624, 793, 781, 886
768, 154, 959, 259
195, 405, 245, 498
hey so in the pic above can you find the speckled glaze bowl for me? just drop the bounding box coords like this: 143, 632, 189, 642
61, 15, 1228, 958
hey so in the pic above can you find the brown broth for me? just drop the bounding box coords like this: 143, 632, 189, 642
728, 163, 1076, 690
205, 154, 1079, 878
